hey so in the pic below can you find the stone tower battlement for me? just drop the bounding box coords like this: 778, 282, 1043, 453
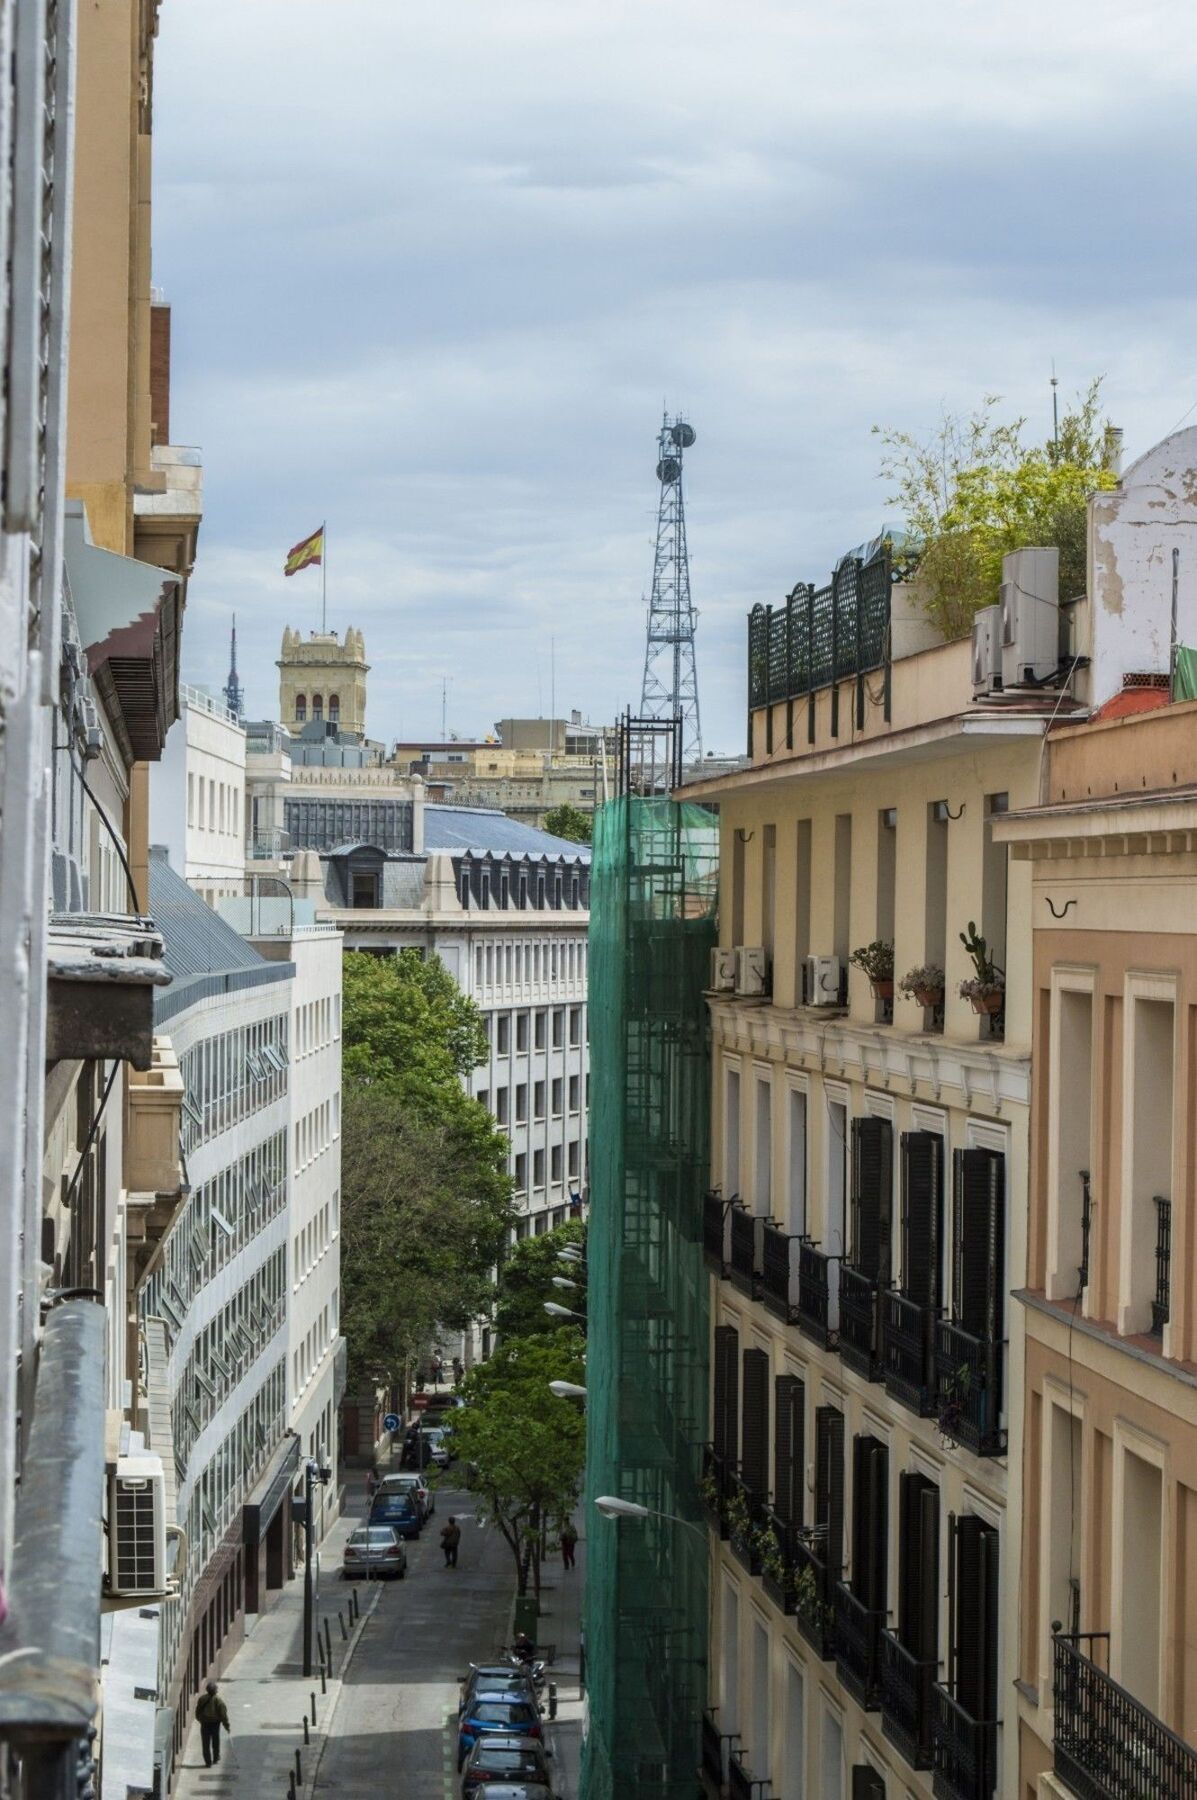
278, 626, 369, 736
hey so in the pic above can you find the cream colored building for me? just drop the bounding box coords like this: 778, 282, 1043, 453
278, 625, 368, 737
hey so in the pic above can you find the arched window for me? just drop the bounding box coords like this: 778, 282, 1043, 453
312, 693, 324, 721
295, 693, 307, 722
328, 693, 340, 724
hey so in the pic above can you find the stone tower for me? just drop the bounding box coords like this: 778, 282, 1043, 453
277, 627, 369, 736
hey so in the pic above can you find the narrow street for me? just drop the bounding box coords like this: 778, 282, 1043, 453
313, 1485, 516, 1800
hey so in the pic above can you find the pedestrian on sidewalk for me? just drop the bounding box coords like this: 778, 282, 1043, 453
196, 1681, 231, 1767
560, 1520, 578, 1570
441, 1516, 462, 1568
365, 1466, 380, 1504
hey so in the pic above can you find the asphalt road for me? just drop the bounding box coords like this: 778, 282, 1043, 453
313, 1486, 515, 1800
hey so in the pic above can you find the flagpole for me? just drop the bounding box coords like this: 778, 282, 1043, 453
322, 521, 328, 634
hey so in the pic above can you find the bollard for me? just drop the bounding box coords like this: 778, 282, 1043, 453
303, 1714, 310, 1745
295, 1748, 303, 1786
351, 1585, 359, 1620
288, 1775, 296, 1800
323, 1617, 333, 1668
338, 1608, 348, 1642
319, 1661, 327, 1695
310, 1691, 317, 1726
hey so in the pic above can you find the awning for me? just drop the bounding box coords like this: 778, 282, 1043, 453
65, 501, 181, 763
99, 1604, 161, 1799
242, 1433, 301, 1546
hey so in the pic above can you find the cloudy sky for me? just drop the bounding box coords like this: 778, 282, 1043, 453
153, 0, 1197, 753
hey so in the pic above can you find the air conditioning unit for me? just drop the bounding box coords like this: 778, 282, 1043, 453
1000, 546, 1059, 687
805, 954, 842, 1006
735, 946, 771, 998
972, 604, 1002, 696
710, 947, 737, 992
108, 1453, 167, 1597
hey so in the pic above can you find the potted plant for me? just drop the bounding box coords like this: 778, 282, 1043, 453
957, 921, 1005, 1015
848, 940, 895, 1001
898, 962, 945, 1009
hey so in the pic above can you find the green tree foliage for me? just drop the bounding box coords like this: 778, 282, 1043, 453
874, 379, 1118, 639
543, 802, 592, 844
449, 1329, 586, 1595
494, 1221, 585, 1341
340, 951, 512, 1390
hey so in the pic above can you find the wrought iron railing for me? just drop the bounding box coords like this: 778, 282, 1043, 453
703, 1192, 728, 1276
748, 553, 892, 710
727, 1754, 752, 1800
758, 1509, 797, 1615
838, 1265, 884, 1381
931, 1681, 998, 1800
1053, 1630, 1197, 1800
726, 1470, 765, 1576
792, 1533, 836, 1660
797, 1241, 838, 1350
702, 1445, 732, 1538
761, 1220, 797, 1323
934, 1320, 1005, 1456
1151, 1195, 1171, 1336
881, 1628, 937, 1770
883, 1291, 937, 1417
834, 1582, 886, 1709
701, 1709, 726, 1794
729, 1205, 759, 1298
1078, 1170, 1092, 1292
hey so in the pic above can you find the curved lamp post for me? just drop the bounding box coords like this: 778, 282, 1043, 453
594, 1495, 706, 1535
549, 1380, 588, 1401
544, 1301, 586, 1321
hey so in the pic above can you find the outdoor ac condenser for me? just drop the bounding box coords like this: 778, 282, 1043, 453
972, 604, 1002, 696
735, 946, 771, 998
805, 954, 842, 1006
1000, 546, 1059, 687
710, 947, 737, 992
108, 1453, 167, 1597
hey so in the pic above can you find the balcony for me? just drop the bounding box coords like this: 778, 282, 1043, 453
797, 1242, 838, 1350
727, 1754, 753, 1800
704, 1192, 728, 1277
931, 1683, 997, 1800
1150, 1195, 1171, 1337
838, 1266, 884, 1381
883, 1292, 937, 1417
729, 1206, 759, 1300
701, 1709, 733, 1799
881, 1629, 937, 1770
834, 1582, 885, 1709
761, 1220, 797, 1324
702, 1446, 731, 1539
758, 1510, 797, 1614
726, 1471, 765, 1576
934, 1320, 1005, 1457
792, 1533, 836, 1660
1053, 1631, 1197, 1800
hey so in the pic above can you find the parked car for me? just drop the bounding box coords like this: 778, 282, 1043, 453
368, 1491, 421, 1540
378, 1472, 434, 1519
460, 1735, 552, 1795
422, 1425, 453, 1467
459, 1665, 538, 1717
470, 1785, 554, 1800
457, 1696, 544, 1767
341, 1525, 407, 1580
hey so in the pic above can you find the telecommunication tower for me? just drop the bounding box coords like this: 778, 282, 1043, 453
639, 413, 702, 765
223, 615, 244, 720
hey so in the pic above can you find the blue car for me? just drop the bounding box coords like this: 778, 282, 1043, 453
457, 1694, 544, 1768
368, 1492, 421, 1540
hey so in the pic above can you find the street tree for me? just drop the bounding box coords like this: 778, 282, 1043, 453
495, 1220, 585, 1341
543, 802, 592, 844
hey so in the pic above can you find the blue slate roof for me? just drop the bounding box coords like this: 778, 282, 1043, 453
423, 804, 591, 861
149, 846, 292, 1023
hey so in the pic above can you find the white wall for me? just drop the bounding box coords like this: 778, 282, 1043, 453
152, 688, 247, 896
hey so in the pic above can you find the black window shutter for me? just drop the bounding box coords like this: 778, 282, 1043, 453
713, 1325, 738, 1460
897, 1471, 939, 1659
954, 1513, 999, 1722
900, 1130, 943, 1306
815, 1404, 845, 1584
851, 1768, 886, 1800
741, 1348, 770, 1499
851, 1116, 893, 1281
850, 1436, 887, 1608
773, 1374, 804, 1528
954, 1150, 1005, 1340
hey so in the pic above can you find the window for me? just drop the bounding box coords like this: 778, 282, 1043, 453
712, 1325, 739, 1467
551, 1009, 564, 1048
550, 1144, 562, 1183
568, 1074, 580, 1113
352, 872, 378, 908
773, 1374, 804, 1529
754, 1079, 772, 1216
568, 1140, 578, 1178
848, 1117, 893, 1281
740, 1347, 769, 1500
569, 1006, 581, 1046
833, 814, 853, 961
724, 1068, 741, 1197
533, 1149, 545, 1190
1049, 985, 1093, 1302
762, 823, 776, 955
295, 693, 307, 722
942, 1513, 1000, 1787
514, 1153, 527, 1192
533, 1081, 545, 1120
1125, 995, 1175, 1336
787, 1089, 807, 1235
551, 1078, 563, 1117
495, 1087, 509, 1125
516, 1013, 529, 1053
515, 1084, 527, 1124
534, 1012, 546, 1050
794, 819, 812, 1005
731, 829, 745, 946
497, 1015, 511, 1055
328, 693, 340, 723
312, 693, 324, 720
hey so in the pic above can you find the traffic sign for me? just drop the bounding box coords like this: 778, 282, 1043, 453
383, 1412, 400, 1433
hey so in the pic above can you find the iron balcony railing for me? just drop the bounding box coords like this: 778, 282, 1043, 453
761, 1220, 797, 1324
931, 1683, 997, 1800
704, 1192, 729, 1276
1151, 1195, 1171, 1336
838, 1265, 884, 1381
701, 1709, 726, 1795
792, 1533, 836, 1661
1052, 1630, 1197, 1800
797, 1242, 838, 1350
881, 1629, 938, 1771
729, 1205, 759, 1299
727, 1754, 753, 1800
702, 1446, 732, 1539
934, 1320, 1005, 1457
758, 1509, 797, 1615
883, 1291, 938, 1417
726, 1470, 765, 1576
834, 1582, 886, 1709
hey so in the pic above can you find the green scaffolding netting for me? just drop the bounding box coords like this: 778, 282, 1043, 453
582, 794, 719, 1800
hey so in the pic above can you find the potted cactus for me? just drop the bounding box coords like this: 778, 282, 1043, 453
958, 921, 1004, 1015
899, 962, 945, 1009
849, 939, 895, 1001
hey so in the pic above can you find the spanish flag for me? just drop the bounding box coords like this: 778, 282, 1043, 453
284, 525, 324, 577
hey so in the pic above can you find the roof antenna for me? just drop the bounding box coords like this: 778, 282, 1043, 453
1051, 360, 1060, 452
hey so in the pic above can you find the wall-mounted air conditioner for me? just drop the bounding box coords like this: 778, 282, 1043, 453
972, 604, 1002, 697
735, 946, 771, 998
108, 1453, 168, 1597
805, 954, 842, 1006
710, 947, 737, 992
1000, 546, 1059, 687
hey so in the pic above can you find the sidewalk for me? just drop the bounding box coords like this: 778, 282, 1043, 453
530, 1524, 585, 1800
172, 1473, 376, 1800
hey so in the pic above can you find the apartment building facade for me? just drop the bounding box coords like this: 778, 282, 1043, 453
150, 683, 248, 903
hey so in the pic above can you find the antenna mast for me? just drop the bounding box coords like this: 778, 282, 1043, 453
640, 413, 702, 766
223, 614, 244, 720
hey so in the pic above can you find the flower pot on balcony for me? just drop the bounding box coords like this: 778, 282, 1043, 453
912, 985, 943, 1009
870, 978, 895, 1001
969, 990, 1004, 1016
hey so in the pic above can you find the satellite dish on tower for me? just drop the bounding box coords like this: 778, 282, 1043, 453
670, 423, 696, 449
656, 456, 681, 484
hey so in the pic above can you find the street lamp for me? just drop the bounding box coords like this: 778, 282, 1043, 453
544, 1301, 585, 1321
594, 1494, 706, 1535
549, 1380, 588, 1401
302, 1457, 333, 1677
550, 1276, 580, 1290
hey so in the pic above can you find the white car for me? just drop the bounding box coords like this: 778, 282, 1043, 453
378, 1472, 435, 1517
421, 1426, 452, 1467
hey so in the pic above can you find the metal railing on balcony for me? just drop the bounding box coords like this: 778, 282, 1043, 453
881, 1629, 938, 1770
702, 1445, 732, 1539
797, 1242, 839, 1350
934, 1320, 1005, 1457
726, 1470, 766, 1575
758, 1510, 797, 1614
701, 1709, 727, 1796
792, 1533, 836, 1660
727, 1754, 753, 1800
1052, 1630, 1197, 1800
747, 552, 892, 712
834, 1582, 886, 1709
838, 1265, 884, 1381
1151, 1195, 1171, 1336
704, 1192, 729, 1276
883, 1291, 938, 1416
761, 1221, 797, 1324
729, 1206, 759, 1299
931, 1682, 998, 1800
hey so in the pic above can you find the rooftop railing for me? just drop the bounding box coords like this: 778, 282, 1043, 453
747, 547, 893, 748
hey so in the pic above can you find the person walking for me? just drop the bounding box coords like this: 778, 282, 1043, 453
560, 1520, 578, 1571
365, 1466, 380, 1504
195, 1680, 230, 1767
441, 1516, 462, 1568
